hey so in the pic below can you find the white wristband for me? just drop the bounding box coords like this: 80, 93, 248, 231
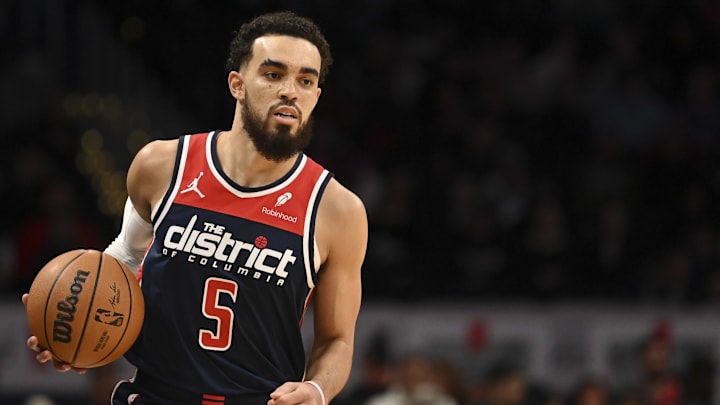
304, 380, 326, 405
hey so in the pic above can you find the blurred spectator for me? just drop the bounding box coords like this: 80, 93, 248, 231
432, 360, 471, 405
681, 353, 716, 405
615, 392, 643, 405
449, 174, 509, 297
513, 191, 573, 300
365, 354, 458, 405
475, 361, 528, 405
640, 245, 695, 304
566, 378, 610, 405
578, 198, 639, 299
623, 324, 683, 405
338, 332, 394, 405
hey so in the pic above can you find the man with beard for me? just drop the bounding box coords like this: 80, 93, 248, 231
23, 11, 368, 405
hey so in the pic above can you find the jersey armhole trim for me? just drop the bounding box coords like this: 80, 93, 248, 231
152, 134, 192, 227
304, 170, 333, 289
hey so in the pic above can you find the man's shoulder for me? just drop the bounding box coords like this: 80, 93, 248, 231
136, 138, 180, 161
131, 138, 181, 180
322, 178, 366, 217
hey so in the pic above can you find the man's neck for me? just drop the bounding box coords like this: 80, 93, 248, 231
215, 129, 299, 188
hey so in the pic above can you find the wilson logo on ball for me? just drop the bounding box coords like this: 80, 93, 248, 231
53, 269, 90, 343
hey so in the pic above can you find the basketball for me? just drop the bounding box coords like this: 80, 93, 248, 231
25, 249, 145, 368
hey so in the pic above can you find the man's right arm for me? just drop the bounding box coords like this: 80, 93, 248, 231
104, 139, 178, 272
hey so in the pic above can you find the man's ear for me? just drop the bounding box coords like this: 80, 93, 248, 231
228, 71, 245, 102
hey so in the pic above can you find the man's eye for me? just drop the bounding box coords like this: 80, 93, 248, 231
266, 72, 280, 79
301, 79, 314, 86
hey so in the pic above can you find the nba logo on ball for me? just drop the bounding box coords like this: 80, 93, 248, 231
95, 309, 125, 327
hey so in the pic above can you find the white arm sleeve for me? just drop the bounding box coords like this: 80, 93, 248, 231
104, 198, 154, 274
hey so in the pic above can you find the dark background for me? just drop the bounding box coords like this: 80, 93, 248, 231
3, 0, 720, 303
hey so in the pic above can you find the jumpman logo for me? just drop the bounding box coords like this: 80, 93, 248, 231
180, 172, 205, 198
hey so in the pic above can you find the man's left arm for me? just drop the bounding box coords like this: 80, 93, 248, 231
269, 180, 367, 405
304, 184, 367, 401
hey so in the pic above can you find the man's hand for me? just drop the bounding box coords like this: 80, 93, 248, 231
268, 381, 325, 405
22, 293, 87, 374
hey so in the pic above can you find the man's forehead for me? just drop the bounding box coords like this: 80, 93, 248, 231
250, 35, 321, 69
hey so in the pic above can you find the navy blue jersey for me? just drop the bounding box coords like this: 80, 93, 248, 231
125, 131, 332, 400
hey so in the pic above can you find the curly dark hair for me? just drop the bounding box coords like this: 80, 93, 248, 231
225, 11, 333, 84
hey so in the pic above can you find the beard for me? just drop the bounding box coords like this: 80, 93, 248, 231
241, 94, 314, 162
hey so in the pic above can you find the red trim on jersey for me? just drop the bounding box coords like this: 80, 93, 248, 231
173, 132, 326, 236
202, 393, 225, 404
135, 238, 153, 283
202, 394, 225, 400
299, 289, 315, 328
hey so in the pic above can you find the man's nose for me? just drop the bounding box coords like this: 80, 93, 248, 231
278, 78, 299, 100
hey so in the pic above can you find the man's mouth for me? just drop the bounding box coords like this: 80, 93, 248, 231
272, 106, 299, 125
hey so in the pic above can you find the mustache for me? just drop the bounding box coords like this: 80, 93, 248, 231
271, 99, 302, 115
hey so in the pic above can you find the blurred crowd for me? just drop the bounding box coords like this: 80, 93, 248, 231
2, 1, 720, 301
331, 323, 714, 405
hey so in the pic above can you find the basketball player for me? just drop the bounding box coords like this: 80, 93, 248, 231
23, 11, 368, 405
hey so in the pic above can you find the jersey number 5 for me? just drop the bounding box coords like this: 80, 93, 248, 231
199, 277, 238, 351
